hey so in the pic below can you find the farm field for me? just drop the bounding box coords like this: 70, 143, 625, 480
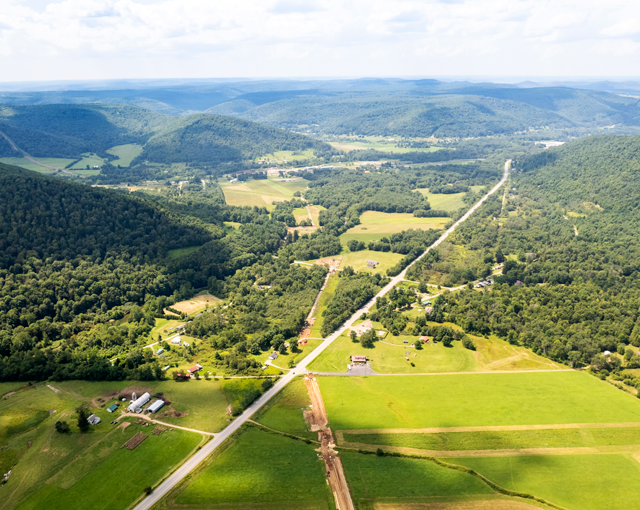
453, 454, 640, 510
341, 425, 640, 452
106, 143, 143, 167
0, 382, 204, 510
0, 157, 75, 172
219, 177, 308, 207
170, 293, 221, 315
254, 377, 316, 440
339, 249, 405, 274
52, 379, 235, 433
340, 211, 448, 246
307, 330, 561, 374
341, 451, 493, 504
328, 138, 441, 153
317, 371, 640, 431
416, 189, 467, 211
166, 426, 334, 510
69, 153, 108, 169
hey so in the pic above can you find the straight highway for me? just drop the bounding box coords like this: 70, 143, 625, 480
133, 160, 510, 510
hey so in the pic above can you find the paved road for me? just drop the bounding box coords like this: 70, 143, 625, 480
133, 160, 510, 510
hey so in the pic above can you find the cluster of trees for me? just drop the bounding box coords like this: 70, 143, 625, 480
321, 271, 386, 336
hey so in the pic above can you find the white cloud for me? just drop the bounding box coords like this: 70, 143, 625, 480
0, 0, 639, 81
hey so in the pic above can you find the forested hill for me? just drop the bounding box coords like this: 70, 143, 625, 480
0, 104, 330, 162
0, 163, 211, 270
137, 113, 331, 165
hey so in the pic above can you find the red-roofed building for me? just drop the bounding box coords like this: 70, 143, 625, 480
187, 364, 202, 374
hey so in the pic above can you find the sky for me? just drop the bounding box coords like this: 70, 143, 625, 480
1, 0, 639, 83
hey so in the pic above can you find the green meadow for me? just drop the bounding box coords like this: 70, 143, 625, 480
69, 153, 108, 169
454, 454, 640, 510
318, 372, 640, 431
220, 178, 308, 208
170, 426, 333, 510
0, 157, 75, 172
416, 189, 467, 211
106, 143, 143, 167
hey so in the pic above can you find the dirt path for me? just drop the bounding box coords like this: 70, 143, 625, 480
116, 412, 215, 436
305, 375, 354, 510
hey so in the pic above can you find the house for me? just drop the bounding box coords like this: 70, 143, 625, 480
106, 403, 118, 413
187, 364, 202, 374
87, 414, 101, 425
353, 319, 373, 337
156, 348, 164, 355
420, 336, 430, 343
127, 392, 151, 413
147, 400, 165, 413
268, 351, 279, 360
421, 299, 432, 306
351, 355, 368, 363
171, 336, 181, 344
366, 260, 379, 269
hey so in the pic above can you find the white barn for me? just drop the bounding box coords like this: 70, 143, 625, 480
147, 400, 165, 413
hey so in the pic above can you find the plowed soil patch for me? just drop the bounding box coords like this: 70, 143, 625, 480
121, 432, 148, 450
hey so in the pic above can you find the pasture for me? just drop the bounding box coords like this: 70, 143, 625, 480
341, 425, 640, 452
339, 249, 405, 274
454, 454, 640, 510
328, 137, 441, 154
340, 211, 448, 246
0, 382, 204, 510
341, 451, 492, 503
308, 330, 560, 375
0, 157, 76, 172
416, 189, 467, 211
170, 426, 333, 510
254, 377, 316, 440
106, 143, 143, 167
69, 153, 108, 170
318, 371, 640, 431
262, 149, 316, 161
220, 177, 308, 208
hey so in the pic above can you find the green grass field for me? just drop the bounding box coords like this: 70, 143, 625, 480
106, 144, 143, 167
170, 426, 333, 509
308, 205, 325, 226
254, 377, 316, 440
329, 139, 441, 154
339, 249, 405, 274
69, 153, 108, 170
342, 426, 640, 451
341, 451, 492, 503
340, 211, 448, 247
220, 178, 308, 207
263, 149, 316, 161
416, 189, 467, 211
309, 273, 339, 338
0, 157, 76, 172
0, 382, 204, 510
318, 372, 640, 431
453, 454, 640, 510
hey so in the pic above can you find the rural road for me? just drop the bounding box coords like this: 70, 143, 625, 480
132, 160, 510, 510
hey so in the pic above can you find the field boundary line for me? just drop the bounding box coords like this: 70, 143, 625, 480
246, 419, 320, 444
339, 421, 640, 435
311, 368, 574, 376
340, 441, 640, 458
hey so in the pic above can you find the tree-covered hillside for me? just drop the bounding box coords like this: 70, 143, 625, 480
137, 113, 331, 165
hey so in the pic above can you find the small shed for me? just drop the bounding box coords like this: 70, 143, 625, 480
106, 403, 118, 413
366, 260, 379, 269
87, 414, 101, 425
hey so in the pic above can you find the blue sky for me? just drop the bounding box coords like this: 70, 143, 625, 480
1, 0, 639, 82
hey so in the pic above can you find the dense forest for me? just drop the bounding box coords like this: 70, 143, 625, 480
424, 136, 640, 369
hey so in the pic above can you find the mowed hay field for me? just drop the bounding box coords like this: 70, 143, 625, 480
170, 293, 221, 315
0, 382, 204, 510
219, 178, 308, 208
340, 211, 449, 246
106, 143, 143, 167
307, 330, 559, 374
167, 426, 334, 510
453, 454, 640, 510
416, 190, 467, 211
318, 371, 640, 431
0, 157, 76, 172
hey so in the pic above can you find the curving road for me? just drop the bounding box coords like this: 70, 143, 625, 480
133, 160, 510, 510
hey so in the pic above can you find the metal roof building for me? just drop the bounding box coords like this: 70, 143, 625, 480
147, 400, 165, 413
88, 414, 101, 425
106, 403, 118, 413
127, 392, 151, 413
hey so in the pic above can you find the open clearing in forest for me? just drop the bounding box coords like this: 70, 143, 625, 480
308, 273, 339, 338
308, 330, 561, 375
452, 454, 640, 510
415, 190, 467, 212
0, 382, 203, 510
318, 372, 640, 431
106, 144, 143, 167
0, 157, 76, 173
169, 293, 221, 315
220, 177, 308, 207
164, 426, 334, 510
341, 211, 449, 243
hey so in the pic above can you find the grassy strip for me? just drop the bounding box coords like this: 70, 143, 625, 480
246, 420, 320, 445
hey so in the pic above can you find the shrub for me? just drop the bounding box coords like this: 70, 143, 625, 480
462, 335, 476, 350
55, 421, 70, 433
